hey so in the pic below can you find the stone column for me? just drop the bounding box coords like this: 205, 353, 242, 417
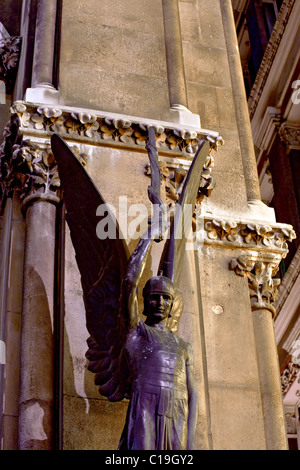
1, 194, 26, 450
7, 142, 61, 450
252, 306, 288, 450
229, 257, 288, 449
18, 194, 59, 450
220, 0, 262, 203
161, 0, 188, 110
31, 0, 57, 87
178, 249, 212, 450
25, 0, 59, 104
0, 197, 13, 446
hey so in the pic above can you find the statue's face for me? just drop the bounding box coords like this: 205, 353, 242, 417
145, 292, 173, 325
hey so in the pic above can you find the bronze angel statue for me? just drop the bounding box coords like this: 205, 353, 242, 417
51, 128, 210, 450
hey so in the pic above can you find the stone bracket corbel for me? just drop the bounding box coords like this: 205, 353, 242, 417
229, 255, 281, 318
199, 215, 296, 319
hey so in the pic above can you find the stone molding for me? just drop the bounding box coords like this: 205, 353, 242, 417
248, 0, 296, 119
10, 101, 224, 157
203, 216, 295, 260
217, 215, 296, 318
0, 36, 22, 93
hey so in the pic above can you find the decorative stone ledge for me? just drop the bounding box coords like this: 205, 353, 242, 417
10, 101, 224, 158
202, 216, 296, 260
201, 217, 296, 318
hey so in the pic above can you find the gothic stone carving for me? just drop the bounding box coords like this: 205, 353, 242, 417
204, 218, 296, 256
10, 101, 224, 157
0, 36, 22, 93
229, 256, 281, 317
0, 114, 86, 209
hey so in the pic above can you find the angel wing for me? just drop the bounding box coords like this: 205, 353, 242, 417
51, 134, 132, 401
160, 140, 211, 284
51, 129, 163, 401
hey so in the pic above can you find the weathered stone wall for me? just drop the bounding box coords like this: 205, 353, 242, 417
59, 0, 170, 120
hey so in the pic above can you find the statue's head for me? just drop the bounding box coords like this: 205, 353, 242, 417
143, 274, 183, 332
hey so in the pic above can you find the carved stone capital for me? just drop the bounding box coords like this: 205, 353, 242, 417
0, 114, 86, 211
229, 256, 281, 317
278, 123, 300, 151
0, 36, 22, 93
10, 101, 224, 158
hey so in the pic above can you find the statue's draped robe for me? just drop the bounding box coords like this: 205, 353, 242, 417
118, 321, 193, 450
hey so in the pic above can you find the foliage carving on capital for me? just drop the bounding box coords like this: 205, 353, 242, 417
0, 114, 87, 210
229, 255, 281, 317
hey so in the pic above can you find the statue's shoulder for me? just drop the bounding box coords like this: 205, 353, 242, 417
176, 335, 194, 363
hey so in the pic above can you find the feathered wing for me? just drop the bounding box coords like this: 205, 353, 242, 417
161, 140, 211, 333
160, 140, 211, 286
51, 134, 131, 401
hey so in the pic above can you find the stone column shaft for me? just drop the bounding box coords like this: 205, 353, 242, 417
0, 198, 13, 446
18, 199, 58, 450
31, 0, 58, 87
220, 0, 261, 202
229, 256, 290, 449
1, 194, 26, 450
178, 250, 212, 450
162, 0, 188, 110
252, 308, 288, 450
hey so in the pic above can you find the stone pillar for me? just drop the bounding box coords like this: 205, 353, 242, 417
229, 257, 288, 449
18, 193, 59, 450
25, 0, 59, 104
0, 197, 13, 445
161, 0, 188, 111
5, 141, 62, 450
178, 249, 212, 450
31, 0, 57, 87
1, 194, 26, 450
220, 0, 261, 203
252, 307, 288, 450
